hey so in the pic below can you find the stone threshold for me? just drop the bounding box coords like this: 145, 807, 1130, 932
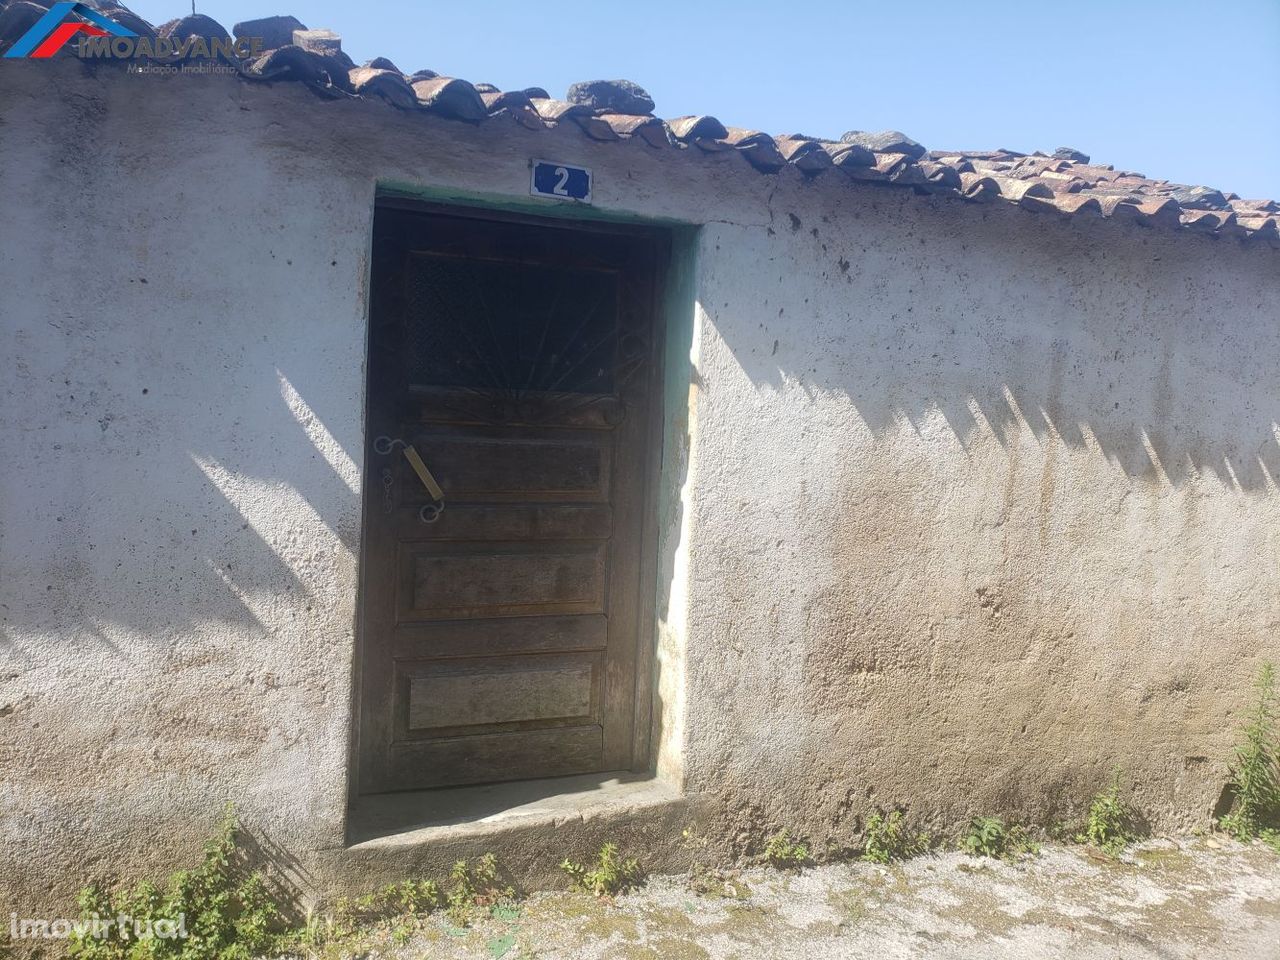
346, 772, 684, 850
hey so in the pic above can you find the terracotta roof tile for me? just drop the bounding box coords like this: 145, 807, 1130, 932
724, 129, 786, 172
1051, 194, 1103, 216
503, 104, 546, 131
1017, 192, 1061, 215
1133, 197, 1183, 228
601, 113, 660, 135
480, 89, 532, 113
573, 114, 620, 142
691, 136, 734, 153
247, 45, 341, 88
824, 142, 877, 169
1091, 196, 1142, 220
348, 67, 415, 109
411, 77, 486, 121
1180, 209, 1228, 232
1232, 199, 1279, 214
970, 159, 1017, 175
872, 152, 912, 176
1237, 216, 1280, 239
1067, 164, 1121, 184
888, 159, 928, 187
775, 138, 833, 174
915, 161, 962, 192
1107, 176, 1152, 192
1041, 177, 1086, 194
599, 113, 667, 147
26, 9, 1275, 247
1010, 156, 1071, 178
722, 127, 762, 147
988, 176, 1055, 202
529, 97, 590, 122
842, 164, 892, 184
667, 115, 729, 142
959, 173, 1001, 202
740, 141, 787, 173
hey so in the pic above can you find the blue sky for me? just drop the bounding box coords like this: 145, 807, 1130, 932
130, 0, 1280, 198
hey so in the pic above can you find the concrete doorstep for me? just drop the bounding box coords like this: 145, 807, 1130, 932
310, 836, 1280, 959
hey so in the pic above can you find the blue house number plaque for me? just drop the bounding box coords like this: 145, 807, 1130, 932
530, 160, 592, 203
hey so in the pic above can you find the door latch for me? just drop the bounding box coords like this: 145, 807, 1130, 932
373, 435, 445, 523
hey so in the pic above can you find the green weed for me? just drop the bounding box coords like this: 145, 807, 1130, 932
293, 857, 509, 952
762, 830, 811, 870
68, 807, 283, 960
445, 854, 516, 926
959, 816, 1040, 859
1219, 663, 1280, 846
861, 811, 929, 864
559, 842, 644, 897
1078, 768, 1139, 856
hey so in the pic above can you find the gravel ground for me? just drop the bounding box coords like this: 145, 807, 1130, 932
338, 837, 1280, 959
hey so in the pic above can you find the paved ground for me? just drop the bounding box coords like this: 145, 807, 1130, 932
345, 837, 1280, 959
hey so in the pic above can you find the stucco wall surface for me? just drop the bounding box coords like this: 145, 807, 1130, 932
1, 63, 1278, 912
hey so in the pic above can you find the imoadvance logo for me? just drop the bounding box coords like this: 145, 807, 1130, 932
4, 2, 132, 58
4, 2, 263, 60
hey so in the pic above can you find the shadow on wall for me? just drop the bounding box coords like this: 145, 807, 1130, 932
702, 202, 1280, 494
0, 67, 370, 660
0, 359, 362, 653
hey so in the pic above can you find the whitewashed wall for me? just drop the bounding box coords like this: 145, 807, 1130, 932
1, 62, 1278, 911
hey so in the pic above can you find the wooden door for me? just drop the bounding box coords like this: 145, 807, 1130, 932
357, 205, 664, 794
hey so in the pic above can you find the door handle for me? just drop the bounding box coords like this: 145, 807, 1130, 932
374, 435, 445, 523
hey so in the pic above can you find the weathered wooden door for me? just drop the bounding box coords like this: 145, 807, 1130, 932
357, 205, 663, 794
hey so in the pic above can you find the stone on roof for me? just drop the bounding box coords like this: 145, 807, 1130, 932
233, 15, 306, 49
841, 130, 927, 160
1054, 146, 1090, 163
293, 28, 341, 58
565, 79, 655, 117
159, 13, 229, 43
1, 5, 1273, 246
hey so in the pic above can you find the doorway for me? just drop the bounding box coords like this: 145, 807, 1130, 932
356, 203, 667, 794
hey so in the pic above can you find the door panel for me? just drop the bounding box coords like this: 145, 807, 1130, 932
388, 615, 608, 660
357, 207, 663, 793
404, 653, 600, 732
398, 433, 610, 501
398, 541, 607, 620
383, 727, 604, 792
